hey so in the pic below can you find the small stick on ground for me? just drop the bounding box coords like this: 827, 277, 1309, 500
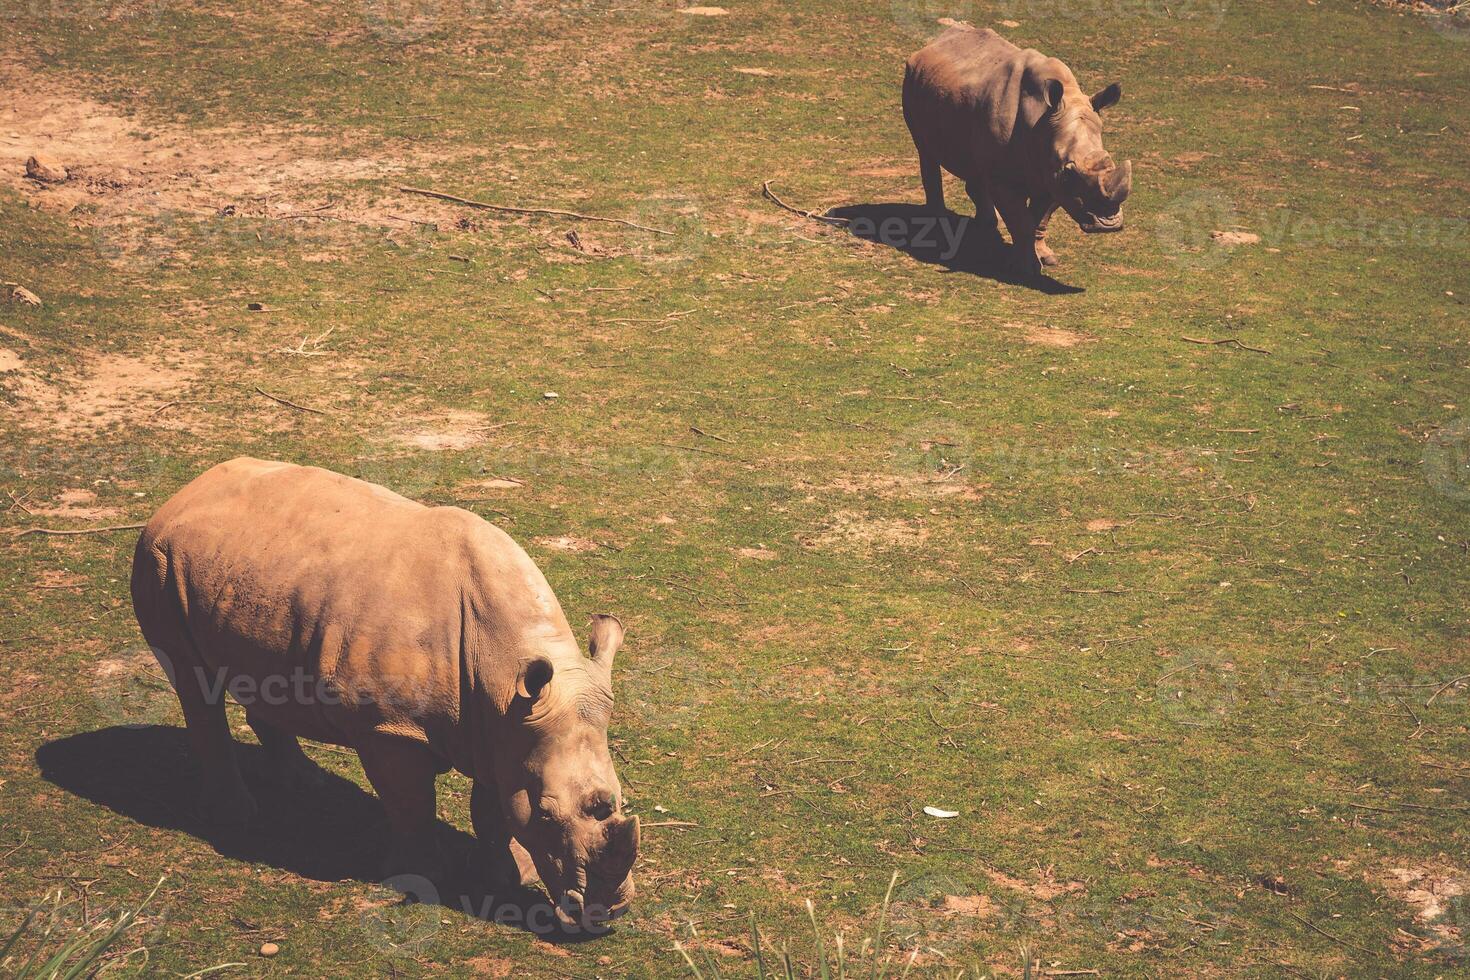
1425, 673, 1469, 706
1181, 336, 1272, 355
11, 523, 145, 538
690, 425, 734, 444
760, 180, 851, 227
398, 186, 675, 236
1286, 911, 1377, 956
254, 386, 331, 416
654, 442, 747, 461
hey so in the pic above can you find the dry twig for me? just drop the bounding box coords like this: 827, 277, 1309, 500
1181, 336, 1272, 354
398, 185, 674, 235
254, 386, 331, 416
11, 523, 145, 538
760, 180, 850, 227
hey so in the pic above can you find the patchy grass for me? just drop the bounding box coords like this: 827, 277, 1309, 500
2, 0, 1468, 976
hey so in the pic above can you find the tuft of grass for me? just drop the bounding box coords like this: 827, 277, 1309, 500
676, 873, 1051, 980
0, 876, 179, 980
678, 873, 934, 980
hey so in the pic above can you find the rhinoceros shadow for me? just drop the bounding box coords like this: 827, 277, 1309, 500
823, 203, 1084, 295
35, 725, 607, 944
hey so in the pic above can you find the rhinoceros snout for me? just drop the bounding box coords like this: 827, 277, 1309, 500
1080, 209, 1125, 234
554, 877, 633, 932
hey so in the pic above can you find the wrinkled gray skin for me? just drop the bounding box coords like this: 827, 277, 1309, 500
903, 27, 1132, 275
483, 614, 639, 931
130, 458, 637, 934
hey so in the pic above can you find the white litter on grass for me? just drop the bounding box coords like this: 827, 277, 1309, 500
923, 806, 959, 819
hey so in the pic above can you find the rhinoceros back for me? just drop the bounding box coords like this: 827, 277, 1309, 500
902, 27, 1047, 180
131, 457, 563, 755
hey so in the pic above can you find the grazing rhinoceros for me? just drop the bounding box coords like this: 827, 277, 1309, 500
902, 27, 1132, 276
130, 457, 637, 932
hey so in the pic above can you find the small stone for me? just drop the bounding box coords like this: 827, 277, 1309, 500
542, 391, 559, 399
24, 155, 68, 183
259, 942, 279, 957
9, 285, 41, 306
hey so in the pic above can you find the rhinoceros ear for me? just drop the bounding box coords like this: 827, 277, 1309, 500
587, 614, 625, 667
1021, 73, 1066, 129
1091, 82, 1122, 112
516, 656, 555, 701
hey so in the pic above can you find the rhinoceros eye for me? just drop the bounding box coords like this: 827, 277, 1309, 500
585, 793, 615, 821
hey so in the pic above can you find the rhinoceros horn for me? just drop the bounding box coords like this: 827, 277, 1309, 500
1104, 159, 1133, 204
606, 813, 640, 864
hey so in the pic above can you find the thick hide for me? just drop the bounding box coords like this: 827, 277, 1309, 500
131, 457, 636, 932
902, 27, 1131, 273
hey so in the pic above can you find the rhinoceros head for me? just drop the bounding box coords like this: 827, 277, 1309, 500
1035, 79, 1132, 234
498, 614, 638, 932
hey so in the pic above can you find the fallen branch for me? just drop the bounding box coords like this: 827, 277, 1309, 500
654, 442, 748, 461
398, 185, 674, 236
254, 386, 331, 416
760, 180, 850, 227
11, 523, 145, 538
1286, 911, 1377, 956
640, 820, 700, 829
1425, 673, 1469, 706
690, 425, 734, 444
1181, 336, 1272, 355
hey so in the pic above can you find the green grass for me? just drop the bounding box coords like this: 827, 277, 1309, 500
2, 0, 1468, 975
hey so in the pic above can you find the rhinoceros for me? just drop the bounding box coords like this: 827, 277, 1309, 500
902, 27, 1132, 275
130, 457, 637, 931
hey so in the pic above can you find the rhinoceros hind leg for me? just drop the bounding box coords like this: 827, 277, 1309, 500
918, 150, 945, 212
247, 713, 324, 791
173, 668, 257, 827
358, 736, 445, 885
471, 779, 530, 889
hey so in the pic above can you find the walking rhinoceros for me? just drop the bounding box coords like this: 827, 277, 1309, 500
130, 457, 637, 931
902, 27, 1133, 276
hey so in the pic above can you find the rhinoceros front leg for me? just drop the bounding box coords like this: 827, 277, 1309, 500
357, 736, 446, 885
1029, 195, 1061, 267
989, 181, 1041, 278
471, 780, 536, 890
